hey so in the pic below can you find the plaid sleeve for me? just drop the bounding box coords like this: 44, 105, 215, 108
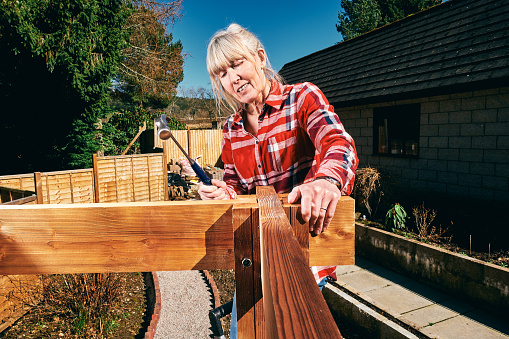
311, 265, 338, 284
298, 83, 358, 195
221, 118, 244, 199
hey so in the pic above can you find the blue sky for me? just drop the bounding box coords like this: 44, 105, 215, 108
170, 0, 343, 95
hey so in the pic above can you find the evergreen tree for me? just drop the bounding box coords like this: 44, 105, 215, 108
0, 0, 129, 173
337, 0, 442, 40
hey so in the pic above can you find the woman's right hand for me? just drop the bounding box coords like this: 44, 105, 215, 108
198, 179, 230, 200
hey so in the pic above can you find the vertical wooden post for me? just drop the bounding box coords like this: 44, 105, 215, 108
130, 156, 136, 202
69, 172, 75, 204
234, 206, 256, 337
163, 142, 169, 201
34, 172, 44, 204
45, 174, 50, 204
187, 126, 191, 159
234, 204, 265, 339
113, 158, 119, 202
92, 153, 100, 203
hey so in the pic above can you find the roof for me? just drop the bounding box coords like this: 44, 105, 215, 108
278, 0, 509, 108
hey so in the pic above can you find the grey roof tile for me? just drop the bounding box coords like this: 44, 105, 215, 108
279, 0, 509, 107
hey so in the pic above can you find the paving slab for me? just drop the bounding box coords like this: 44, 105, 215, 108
332, 257, 509, 339
420, 314, 508, 339
361, 284, 434, 316
398, 304, 460, 329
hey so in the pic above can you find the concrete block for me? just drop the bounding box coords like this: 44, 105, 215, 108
486, 122, 509, 136
498, 136, 509, 150
461, 97, 486, 110
472, 136, 497, 149
482, 176, 508, 190
484, 150, 509, 164
421, 102, 439, 114
438, 148, 459, 160
449, 111, 472, 123
428, 136, 448, 148
438, 123, 460, 137
459, 148, 483, 162
498, 108, 509, 122
440, 99, 461, 112
449, 136, 471, 149
429, 112, 449, 124
421, 124, 439, 137
486, 93, 509, 109
472, 109, 497, 123
470, 162, 494, 175
460, 123, 485, 136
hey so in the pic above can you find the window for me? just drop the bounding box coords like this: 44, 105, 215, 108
373, 104, 420, 157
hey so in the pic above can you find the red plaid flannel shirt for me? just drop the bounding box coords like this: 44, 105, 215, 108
221, 81, 358, 283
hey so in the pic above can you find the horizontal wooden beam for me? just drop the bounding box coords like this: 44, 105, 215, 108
0, 200, 235, 275
257, 186, 343, 338
0, 195, 354, 275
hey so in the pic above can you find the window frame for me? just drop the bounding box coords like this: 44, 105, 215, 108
373, 103, 420, 158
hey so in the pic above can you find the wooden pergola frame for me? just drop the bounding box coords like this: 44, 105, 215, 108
0, 186, 354, 338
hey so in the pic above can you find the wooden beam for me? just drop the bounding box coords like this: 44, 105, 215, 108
257, 186, 343, 338
0, 200, 236, 275
0, 195, 353, 276
121, 121, 146, 155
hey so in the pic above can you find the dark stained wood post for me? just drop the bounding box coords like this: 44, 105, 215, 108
257, 186, 343, 338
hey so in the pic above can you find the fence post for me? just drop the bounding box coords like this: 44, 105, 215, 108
92, 153, 100, 203
33, 172, 43, 204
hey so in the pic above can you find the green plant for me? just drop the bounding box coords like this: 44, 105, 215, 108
385, 203, 408, 230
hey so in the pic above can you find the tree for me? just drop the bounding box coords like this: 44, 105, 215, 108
116, 0, 184, 107
336, 0, 442, 41
0, 0, 129, 173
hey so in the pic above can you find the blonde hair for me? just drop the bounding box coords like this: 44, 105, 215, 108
207, 23, 283, 114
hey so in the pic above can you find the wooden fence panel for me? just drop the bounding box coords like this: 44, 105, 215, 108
94, 153, 166, 203
132, 156, 150, 202
147, 154, 166, 201
0, 175, 34, 191
160, 129, 223, 168
0, 170, 94, 205
189, 129, 223, 167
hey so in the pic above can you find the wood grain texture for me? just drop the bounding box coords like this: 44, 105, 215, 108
0, 200, 235, 275
257, 186, 343, 339
281, 195, 355, 266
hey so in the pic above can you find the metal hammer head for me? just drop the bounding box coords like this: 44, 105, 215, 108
155, 114, 171, 140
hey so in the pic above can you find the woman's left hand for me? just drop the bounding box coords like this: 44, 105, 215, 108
287, 179, 341, 235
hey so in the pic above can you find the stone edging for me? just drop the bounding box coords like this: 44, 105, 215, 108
144, 272, 161, 339
202, 270, 222, 309
356, 223, 509, 313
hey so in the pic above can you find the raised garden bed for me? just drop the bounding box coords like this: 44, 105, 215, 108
355, 223, 509, 314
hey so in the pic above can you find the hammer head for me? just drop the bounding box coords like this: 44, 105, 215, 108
155, 114, 171, 140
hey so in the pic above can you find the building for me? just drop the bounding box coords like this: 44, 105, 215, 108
279, 0, 509, 204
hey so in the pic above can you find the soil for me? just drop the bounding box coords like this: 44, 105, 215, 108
0, 273, 147, 339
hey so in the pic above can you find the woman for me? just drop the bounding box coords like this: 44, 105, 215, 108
199, 23, 358, 337
200, 23, 357, 235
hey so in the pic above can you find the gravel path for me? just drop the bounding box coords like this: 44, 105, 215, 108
154, 270, 214, 339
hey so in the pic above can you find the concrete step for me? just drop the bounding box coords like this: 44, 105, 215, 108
325, 256, 509, 339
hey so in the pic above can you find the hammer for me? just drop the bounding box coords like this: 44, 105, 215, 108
155, 114, 212, 185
